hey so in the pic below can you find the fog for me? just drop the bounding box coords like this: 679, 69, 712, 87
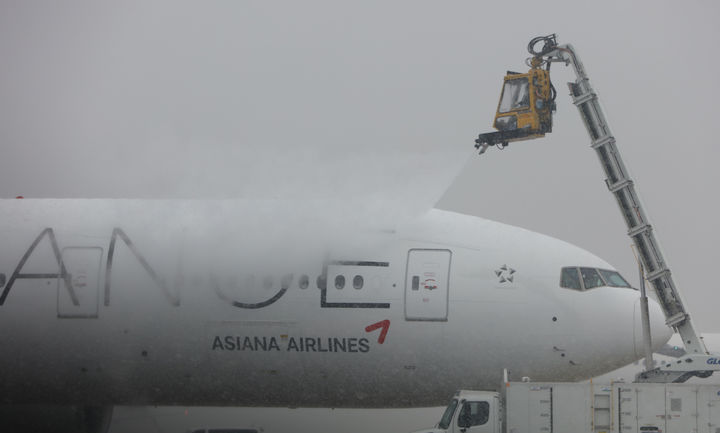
2, 1, 720, 432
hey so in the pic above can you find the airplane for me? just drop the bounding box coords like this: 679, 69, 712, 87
0, 198, 672, 432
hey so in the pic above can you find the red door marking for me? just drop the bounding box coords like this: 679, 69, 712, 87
365, 319, 390, 344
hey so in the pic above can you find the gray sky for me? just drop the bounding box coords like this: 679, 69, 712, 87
2, 1, 720, 431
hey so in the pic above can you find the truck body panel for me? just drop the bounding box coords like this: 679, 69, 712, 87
505, 382, 612, 433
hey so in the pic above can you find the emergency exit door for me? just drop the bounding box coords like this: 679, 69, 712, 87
404, 249, 451, 321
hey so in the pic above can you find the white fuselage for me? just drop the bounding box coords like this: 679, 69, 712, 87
0, 200, 671, 407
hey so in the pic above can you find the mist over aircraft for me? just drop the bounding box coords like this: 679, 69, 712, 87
0, 199, 671, 425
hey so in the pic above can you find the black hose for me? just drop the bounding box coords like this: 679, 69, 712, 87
528, 34, 558, 56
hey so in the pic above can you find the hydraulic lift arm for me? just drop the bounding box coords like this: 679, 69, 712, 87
476, 35, 717, 383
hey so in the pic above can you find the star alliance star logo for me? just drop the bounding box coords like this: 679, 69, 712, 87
495, 264, 516, 283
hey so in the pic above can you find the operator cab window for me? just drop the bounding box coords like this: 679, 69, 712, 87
499, 77, 530, 113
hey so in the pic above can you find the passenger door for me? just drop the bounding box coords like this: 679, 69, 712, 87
404, 249, 451, 321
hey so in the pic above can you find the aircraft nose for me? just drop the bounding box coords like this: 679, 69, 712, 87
634, 296, 673, 357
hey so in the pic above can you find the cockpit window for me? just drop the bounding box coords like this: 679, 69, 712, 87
560, 267, 582, 290
580, 267, 604, 289
561, 266, 634, 291
598, 269, 631, 288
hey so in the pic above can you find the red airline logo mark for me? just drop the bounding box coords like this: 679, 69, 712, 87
365, 319, 390, 344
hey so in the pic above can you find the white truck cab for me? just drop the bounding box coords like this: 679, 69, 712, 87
411, 390, 502, 433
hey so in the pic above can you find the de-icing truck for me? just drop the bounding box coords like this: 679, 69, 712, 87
438, 32, 720, 433
412, 381, 720, 433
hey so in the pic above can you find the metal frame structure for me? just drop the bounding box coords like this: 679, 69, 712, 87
479, 35, 718, 382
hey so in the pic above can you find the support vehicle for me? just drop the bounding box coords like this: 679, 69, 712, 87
414, 380, 720, 433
